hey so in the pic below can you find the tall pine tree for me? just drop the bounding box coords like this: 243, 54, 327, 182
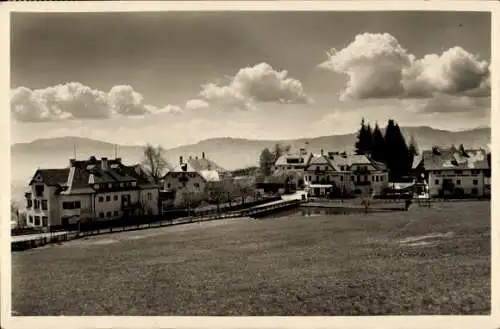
354, 118, 373, 155
384, 119, 410, 181
371, 123, 386, 163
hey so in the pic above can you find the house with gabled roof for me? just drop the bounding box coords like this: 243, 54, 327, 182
412, 146, 490, 197
303, 150, 388, 197
161, 153, 227, 209
24, 156, 160, 228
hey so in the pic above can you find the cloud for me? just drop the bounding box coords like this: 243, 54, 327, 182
320, 33, 490, 100
198, 62, 311, 110
185, 99, 210, 111
404, 94, 490, 114
11, 82, 182, 122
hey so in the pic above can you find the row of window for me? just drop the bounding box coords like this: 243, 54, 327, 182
28, 215, 48, 226
434, 179, 479, 186
28, 199, 48, 210
307, 175, 385, 183
97, 192, 152, 203
62, 201, 81, 209
433, 169, 481, 175
99, 211, 120, 218
94, 182, 137, 190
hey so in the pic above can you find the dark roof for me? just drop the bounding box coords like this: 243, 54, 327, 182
30, 169, 69, 186
421, 148, 489, 171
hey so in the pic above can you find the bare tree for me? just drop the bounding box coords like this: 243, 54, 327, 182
142, 143, 169, 183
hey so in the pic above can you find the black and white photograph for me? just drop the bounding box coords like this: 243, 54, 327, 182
2, 1, 496, 324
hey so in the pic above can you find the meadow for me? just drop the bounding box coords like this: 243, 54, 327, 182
11, 201, 490, 316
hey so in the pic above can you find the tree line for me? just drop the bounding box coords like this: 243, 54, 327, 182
354, 118, 418, 181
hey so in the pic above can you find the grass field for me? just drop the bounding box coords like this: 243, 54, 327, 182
12, 201, 490, 316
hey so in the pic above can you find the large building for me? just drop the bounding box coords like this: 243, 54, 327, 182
162, 153, 227, 208
272, 148, 309, 172
303, 150, 389, 197
412, 146, 491, 197
24, 156, 160, 228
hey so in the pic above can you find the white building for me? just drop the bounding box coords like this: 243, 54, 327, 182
303, 151, 389, 197
413, 147, 490, 197
273, 148, 309, 172
162, 154, 225, 208
24, 156, 160, 228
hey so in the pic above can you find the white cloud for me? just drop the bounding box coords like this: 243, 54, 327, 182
185, 99, 210, 111
320, 33, 490, 101
198, 62, 311, 110
11, 82, 182, 122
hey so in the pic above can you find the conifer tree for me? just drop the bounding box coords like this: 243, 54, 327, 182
354, 118, 373, 155
371, 123, 386, 163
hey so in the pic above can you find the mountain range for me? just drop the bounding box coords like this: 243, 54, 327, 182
10, 126, 490, 203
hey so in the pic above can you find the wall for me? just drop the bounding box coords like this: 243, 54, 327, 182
139, 187, 160, 215
428, 169, 485, 197
59, 194, 93, 224
26, 184, 62, 227
94, 189, 140, 220
164, 172, 207, 196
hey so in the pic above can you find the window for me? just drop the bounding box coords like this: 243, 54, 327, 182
108, 183, 113, 188
41, 200, 48, 210
63, 201, 80, 209
435, 171, 441, 175
28, 216, 33, 223
94, 184, 99, 189
106, 195, 111, 202
471, 188, 478, 195
456, 179, 461, 185
351, 176, 355, 181
120, 183, 124, 187
376, 176, 379, 182
35, 185, 44, 197
473, 179, 478, 186
27, 199, 32, 208
106, 211, 112, 217
99, 212, 104, 218
340, 176, 343, 182
372, 176, 374, 182
380, 176, 384, 182
132, 181, 137, 186
148, 192, 152, 200
455, 170, 463, 175
167, 183, 171, 188
471, 170, 480, 175
98, 196, 104, 202
113, 195, 118, 201
34, 216, 40, 226
75, 201, 81, 208
364, 175, 368, 182
42, 216, 48, 226
435, 179, 439, 185
326, 176, 330, 182
113, 211, 119, 216
34, 199, 40, 209
324, 166, 328, 171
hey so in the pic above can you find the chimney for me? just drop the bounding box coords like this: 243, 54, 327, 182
115, 157, 122, 164
179, 156, 183, 164
202, 152, 205, 159
101, 157, 108, 170
69, 158, 76, 167
321, 149, 324, 156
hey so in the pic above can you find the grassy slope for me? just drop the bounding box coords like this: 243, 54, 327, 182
12, 201, 490, 316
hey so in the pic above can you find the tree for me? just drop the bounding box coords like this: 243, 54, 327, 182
408, 135, 419, 169
354, 118, 373, 155
142, 143, 168, 183
272, 143, 291, 161
371, 123, 386, 163
259, 148, 275, 176
384, 119, 410, 181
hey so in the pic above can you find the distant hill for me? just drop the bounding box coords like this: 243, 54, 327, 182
10, 126, 490, 203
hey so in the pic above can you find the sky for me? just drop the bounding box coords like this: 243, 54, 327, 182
10, 11, 491, 148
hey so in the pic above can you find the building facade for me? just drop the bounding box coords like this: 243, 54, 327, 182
161, 153, 225, 209
24, 156, 160, 228
413, 147, 490, 197
302, 151, 389, 197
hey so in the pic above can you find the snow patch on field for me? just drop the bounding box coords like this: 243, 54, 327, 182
399, 232, 455, 247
